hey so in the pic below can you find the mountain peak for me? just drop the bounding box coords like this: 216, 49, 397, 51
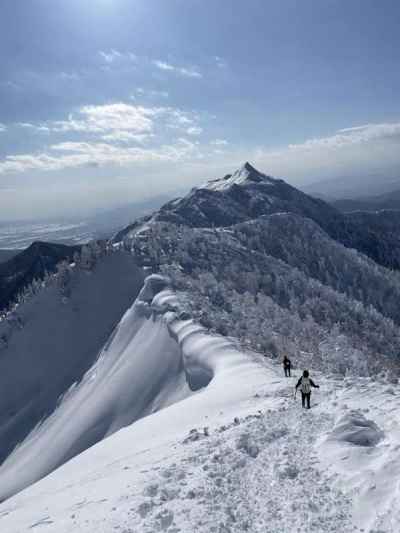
242, 161, 257, 172
202, 162, 275, 192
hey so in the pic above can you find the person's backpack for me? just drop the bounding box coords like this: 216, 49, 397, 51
301, 377, 311, 394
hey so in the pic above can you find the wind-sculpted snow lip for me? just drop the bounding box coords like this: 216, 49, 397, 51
0, 274, 257, 502
3, 316, 400, 532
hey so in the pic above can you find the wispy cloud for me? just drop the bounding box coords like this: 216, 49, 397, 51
99, 49, 137, 64
0, 123, 6, 133
12, 103, 200, 142
153, 60, 174, 72
211, 139, 229, 146
288, 122, 400, 152
214, 56, 227, 68
0, 138, 201, 174
251, 121, 400, 183
0, 102, 205, 174
17, 122, 50, 132
98, 51, 202, 80
187, 126, 203, 136
101, 131, 153, 144
167, 109, 196, 127
51, 103, 158, 134
179, 67, 202, 79
153, 60, 202, 79
132, 88, 169, 100
48, 103, 200, 138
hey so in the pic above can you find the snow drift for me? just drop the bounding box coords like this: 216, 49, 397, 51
328, 410, 384, 447
0, 272, 256, 502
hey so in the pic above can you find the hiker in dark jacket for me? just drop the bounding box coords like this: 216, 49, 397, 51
283, 356, 291, 377
295, 370, 319, 409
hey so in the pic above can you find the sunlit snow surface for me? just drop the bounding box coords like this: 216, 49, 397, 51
202, 162, 277, 192
0, 274, 400, 532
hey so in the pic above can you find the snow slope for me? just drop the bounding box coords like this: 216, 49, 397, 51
1, 275, 400, 531
0, 252, 144, 494
203, 162, 277, 192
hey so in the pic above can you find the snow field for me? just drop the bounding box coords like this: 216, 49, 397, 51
1, 273, 400, 532
2, 355, 399, 533
319, 376, 400, 532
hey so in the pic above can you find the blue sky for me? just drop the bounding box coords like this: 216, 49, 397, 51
1, 0, 400, 219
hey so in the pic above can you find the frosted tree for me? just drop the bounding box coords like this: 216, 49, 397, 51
57, 260, 72, 298
80, 245, 95, 270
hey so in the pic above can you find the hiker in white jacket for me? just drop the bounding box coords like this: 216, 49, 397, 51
295, 370, 319, 409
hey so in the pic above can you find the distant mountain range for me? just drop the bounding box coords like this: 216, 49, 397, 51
3, 162, 400, 507
115, 162, 400, 272
332, 188, 400, 212
0, 250, 19, 263
113, 162, 400, 367
303, 173, 400, 200
4, 164, 400, 314
0, 241, 79, 312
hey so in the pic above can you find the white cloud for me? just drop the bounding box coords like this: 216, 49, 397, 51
52, 104, 160, 134
211, 139, 229, 146
0, 101, 204, 175
0, 123, 6, 133
215, 56, 227, 68
99, 49, 136, 64
17, 122, 50, 133
178, 67, 202, 79
187, 126, 203, 136
252, 121, 400, 184
167, 109, 196, 127
99, 49, 121, 63
153, 60, 175, 72
0, 137, 201, 175
153, 60, 202, 79
287, 122, 400, 152
17, 122, 36, 129
47, 103, 200, 140
101, 131, 153, 144
132, 88, 169, 100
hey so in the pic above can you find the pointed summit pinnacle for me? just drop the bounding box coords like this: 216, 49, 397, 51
242, 161, 258, 173
202, 163, 276, 191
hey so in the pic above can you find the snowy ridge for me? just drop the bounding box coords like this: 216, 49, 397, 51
2, 162, 400, 531
201, 162, 277, 192
2, 343, 400, 531
0, 274, 262, 503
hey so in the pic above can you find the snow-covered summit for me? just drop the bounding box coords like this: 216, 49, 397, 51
202, 162, 277, 192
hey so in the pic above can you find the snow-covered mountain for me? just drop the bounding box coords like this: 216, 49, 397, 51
0, 252, 145, 483
1, 163, 400, 532
1, 275, 400, 532
115, 162, 400, 271
0, 241, 80, 312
